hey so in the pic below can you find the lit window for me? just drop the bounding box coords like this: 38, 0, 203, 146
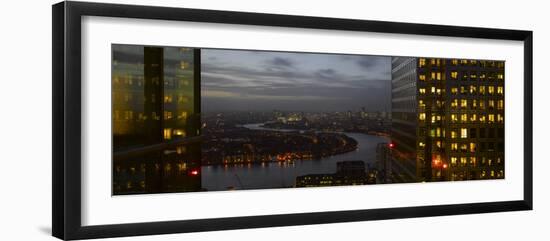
174, 129, 186, 137
419, 58, 426, 67
451, 114, 458, 123
479, 86, 486, 95
497, 114, 504, 123
470, 143, 476, 152
460, 157, 468, 165
419, 142, 425, 148
472, 99, 478, 109
419, 75, 426, 81
179, 111, 188, 119
418, 100, 425, 109
497, 100, 504, 110
460, 143, 468, 152
470, 157, 477, 166
488, 86, 495, 95
419, 88, 426, 94
451, 71, 458, 79
419, 113, 426, 121
470, 114, 477, 122
164, 94, 173, 103
461, 128, 468, 138
451, 87, 458, 94
451, 157, 457, 167
451, 59, 459, 65
461, 99, 468, 108
461, 114, 468, 122
436, 72, 441, 80
470, 85, 476, 94
164, 128, 172, 140
479, 115, 486, 123
451, 131, 458, 139
488, 114, 495, 123
479, 100, 485, 110
488, 100, 495, 109
431, 72, 436, 80
497, 73, 504, 80
451, 143, 458, 151
497, 86, 504, 95
451, 99, 458, 108
164, 111, 172, 120
431, 87, 436, 93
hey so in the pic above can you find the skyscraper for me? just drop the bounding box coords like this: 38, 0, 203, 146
391, 57, 505, 182
112, 45, 202, 194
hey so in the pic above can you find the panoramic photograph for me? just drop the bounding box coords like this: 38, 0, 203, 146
111, 44, 505, 195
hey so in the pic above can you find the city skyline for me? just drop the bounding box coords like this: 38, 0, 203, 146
202, 49, 391, 112
110, 44, 505, 195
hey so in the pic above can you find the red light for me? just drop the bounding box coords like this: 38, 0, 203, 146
388, 143, 395, 148
190, 170, 199, 176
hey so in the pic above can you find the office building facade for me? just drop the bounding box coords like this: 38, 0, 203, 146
112, 45, 202, 194
391, 57, 505, 182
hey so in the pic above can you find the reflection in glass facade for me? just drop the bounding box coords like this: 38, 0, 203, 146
112, 45, 201, 195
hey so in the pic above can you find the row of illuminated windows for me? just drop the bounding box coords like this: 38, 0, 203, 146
419, 86, 503, 96
113, 75, 191, 87
418, 71, 504, 82
449, 71, 504, 81
449, 113, 504, 124
450, 85, 504, 95
419, 140, 503, 153
114, 110, 189, 121
449, 99, 504, 110
450, 169, 504, 181
449, 156, 504, 168
419, 112, 504, 124
418, 58, 504, 68
163, 128, 187, 140
419, 127, 504, 139
115, 161, 189, 176
418, 87, 444, 95
114, 93, 191, 104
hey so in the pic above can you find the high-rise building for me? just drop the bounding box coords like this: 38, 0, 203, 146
112, 45, 202, 194
391, 57, 505, 182
376, 142, 392, 183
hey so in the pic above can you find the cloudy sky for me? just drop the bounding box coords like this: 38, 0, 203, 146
202, 49, 391, 112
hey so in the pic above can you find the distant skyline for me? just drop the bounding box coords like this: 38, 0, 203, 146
202, 49, 391, 112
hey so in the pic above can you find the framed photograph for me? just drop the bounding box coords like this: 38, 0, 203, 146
52, 1, 533, 240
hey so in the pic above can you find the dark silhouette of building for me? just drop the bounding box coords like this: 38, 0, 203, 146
295, 160, 373, 187
376, 142, 392, 183
112, 45, 202, 194
391, 57, 505, 182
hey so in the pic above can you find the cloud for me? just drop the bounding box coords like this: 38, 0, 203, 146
267, 57, 294, 68
201, 49, 391, 112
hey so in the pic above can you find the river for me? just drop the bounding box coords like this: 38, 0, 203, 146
201, 123, 389, 191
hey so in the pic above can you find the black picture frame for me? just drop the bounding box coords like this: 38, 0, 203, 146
52, 1, 533, 240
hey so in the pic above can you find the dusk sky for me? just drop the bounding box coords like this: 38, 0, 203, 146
202, 49, 391, 112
